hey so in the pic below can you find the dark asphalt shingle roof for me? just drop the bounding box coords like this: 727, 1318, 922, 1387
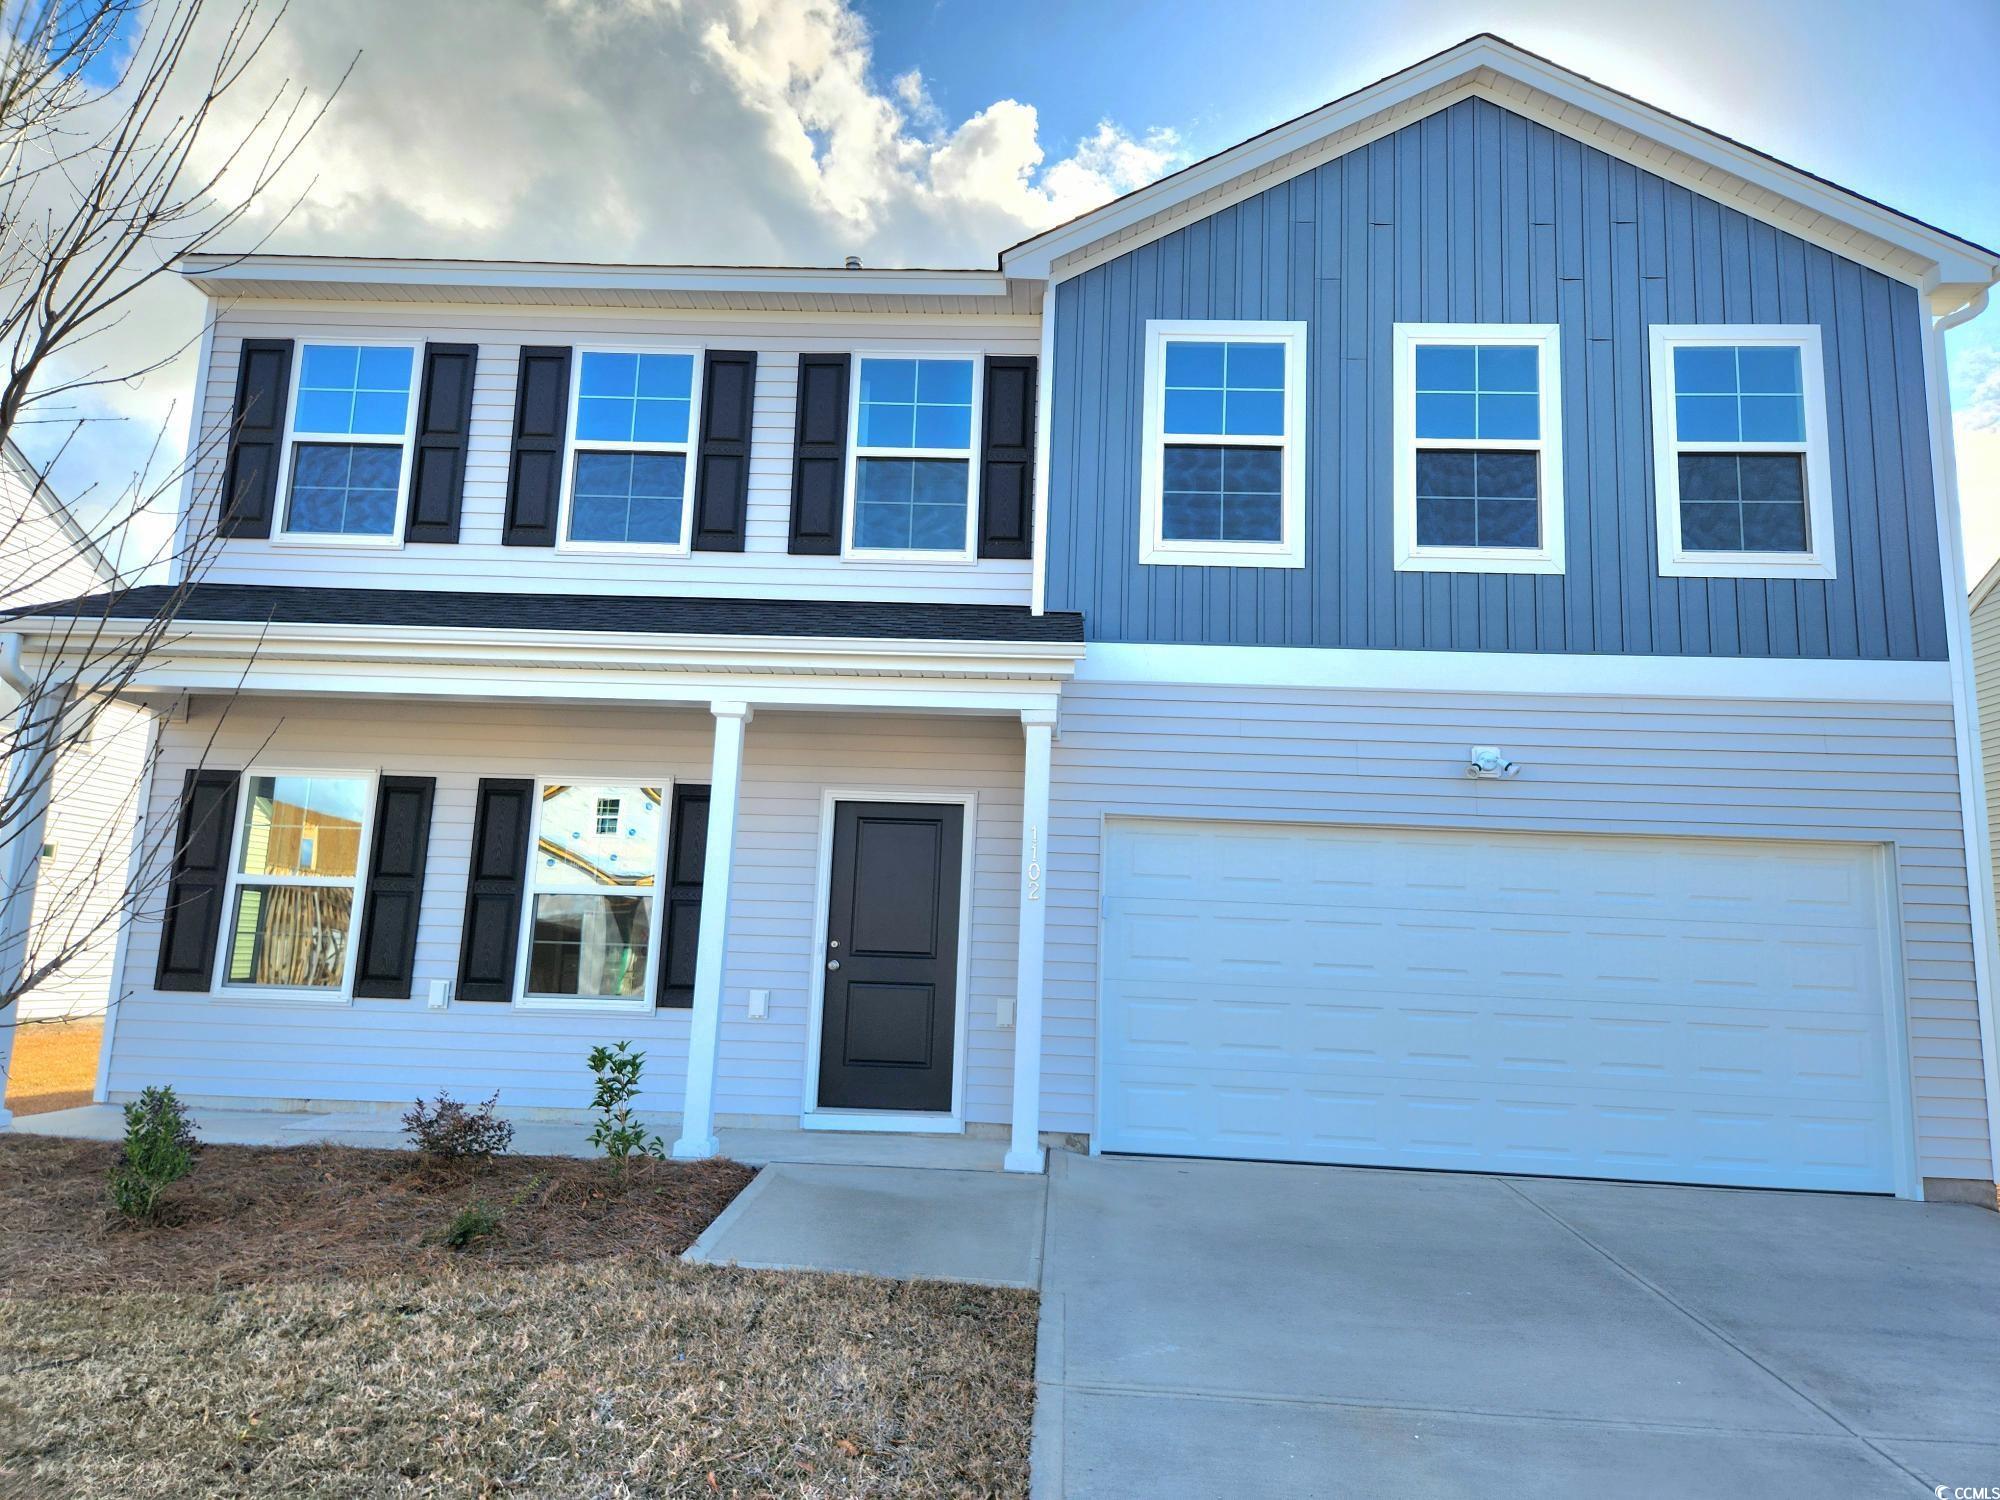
7, 583, 1086, 644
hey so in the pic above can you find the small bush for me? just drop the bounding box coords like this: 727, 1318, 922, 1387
438, 1201, 502, 1250
586, 1042, 665, 1169
109, 1087, 199, 1223
402, 1090, 513, 1164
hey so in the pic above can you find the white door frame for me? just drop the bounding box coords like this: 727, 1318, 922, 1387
800, 786, 977, 1134
1090, 813, 1922, 1199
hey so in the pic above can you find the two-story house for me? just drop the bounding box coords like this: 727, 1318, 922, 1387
8, 36, 1997, 1203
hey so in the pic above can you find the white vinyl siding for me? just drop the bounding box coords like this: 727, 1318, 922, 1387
107, 698, 1025, 1125
1973, 582, 2000, 972
1045, 679, 1990, 1186
180, 309, 1037, 603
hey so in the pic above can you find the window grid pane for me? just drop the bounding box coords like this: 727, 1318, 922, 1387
1671, 345, 1805, 445
1160, 445, 1283, 543
853, 456, 969, 550
286, 443, 402, 536
1414, 343, 1541, 441
226, 885, 353, 989
568, 452, 687, 545
534, 783, 662, 890
295, 344, 413, 437
1677, 453, 1808, 553
1414, 449, 1541, 550
239, 775, 368, 879
1163, 340, 1287, 438
575, 352, 694, 446
857, 358, 974, 453
528, 894, 652, 999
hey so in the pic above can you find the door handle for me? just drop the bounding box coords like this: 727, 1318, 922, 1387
827, 959, 840, 971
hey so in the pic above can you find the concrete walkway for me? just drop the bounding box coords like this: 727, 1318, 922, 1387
685, 1162, 1046, 1287
11, 1103, 1007, 1170
1034, 1152, 2000, 1499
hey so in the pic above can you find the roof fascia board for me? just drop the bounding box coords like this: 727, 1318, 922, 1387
1004, 38, 1998, 291
178, 254, 1013, 301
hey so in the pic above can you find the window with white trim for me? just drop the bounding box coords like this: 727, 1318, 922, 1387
1139, 320, 1306, 568
280, 343, 419, 541
1649, 326, 1834, 579
846, 355, 980, 557
219, 772, 373, 994
1392, 324, 1565, 574
518, 781, 666, 1005
562, 349, 702, 551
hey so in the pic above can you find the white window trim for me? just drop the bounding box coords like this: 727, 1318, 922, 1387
1139, 319, 1308, 570
841, 350, 985, 565
512, 776, 675, 1014
211, 768, 377, 1005
1392, 322, 1566, 576
273, 339, 423, 549
557, 345, 706, 557
1649, 324, 1835, 581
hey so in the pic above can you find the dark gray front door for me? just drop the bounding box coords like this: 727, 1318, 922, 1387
817, 800, 963, 1113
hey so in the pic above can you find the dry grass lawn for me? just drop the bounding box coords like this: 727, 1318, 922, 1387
0, 1135, 1038, 1498
4, 1019, 102, 1117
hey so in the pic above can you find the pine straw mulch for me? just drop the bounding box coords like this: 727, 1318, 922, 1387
0, 1135, 1039, 1498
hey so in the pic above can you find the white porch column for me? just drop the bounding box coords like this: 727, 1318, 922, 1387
0, 678, 71, 1130
672, 700, 751, 1161
1005, 708, 1057, 1173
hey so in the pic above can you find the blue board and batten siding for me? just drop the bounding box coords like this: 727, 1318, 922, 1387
1047, 97, 1948, 660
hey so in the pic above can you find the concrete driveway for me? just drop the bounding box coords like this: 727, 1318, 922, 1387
1034, 1152, 2000, 1499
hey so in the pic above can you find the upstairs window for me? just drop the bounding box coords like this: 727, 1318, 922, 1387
220, 772, 372, 995
562, 349, 700, 552
1139, 320, 1306, 568
281, 343, 419, 542
846, 355, 980, 558
1392, 324, 1565, 574
1649, 326, 1834, 579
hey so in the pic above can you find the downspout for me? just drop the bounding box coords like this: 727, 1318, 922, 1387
1920, 281, 2000, 1195
0, 634, 29, 695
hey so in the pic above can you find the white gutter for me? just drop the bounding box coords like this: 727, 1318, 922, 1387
1920, 284, 2000, 1190
0, 634, 28, 694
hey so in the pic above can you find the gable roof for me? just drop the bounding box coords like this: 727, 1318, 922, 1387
2, 439, 115, 586
1000, 34, 2000, 301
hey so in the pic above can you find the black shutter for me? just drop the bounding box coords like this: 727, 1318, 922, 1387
352, 776, 436, 999
691, 351, 757, 552
404, 344, 478, 543
978, 355, 1037, 559
154, 769, 240, 991
657, 784, 709, 1008
503, 346, 570, 546
787, 352, 850, 554
456, 778, 534, 1002
218, 339, 293, 539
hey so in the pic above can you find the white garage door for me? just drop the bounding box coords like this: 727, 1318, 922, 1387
1098, 820, 1903, 1192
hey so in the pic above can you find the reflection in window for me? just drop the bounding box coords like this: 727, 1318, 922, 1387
284, 344, 415, 538
223, 773, 369, 990
851, 357, 976, 554
521, 782, 661, 1001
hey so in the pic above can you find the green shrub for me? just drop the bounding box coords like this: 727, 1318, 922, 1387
402, 1090, 514, 1164
439, 1201, 502, 1249
109, 1087, 199, 1222
586, 1042, 665, 1169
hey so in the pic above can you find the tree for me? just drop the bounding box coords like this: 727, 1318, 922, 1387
0, 0, 345, 1067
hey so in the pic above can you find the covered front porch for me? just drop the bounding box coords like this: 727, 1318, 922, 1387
2, 586, 1081, 1172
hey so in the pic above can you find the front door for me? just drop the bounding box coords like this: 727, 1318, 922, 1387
817, 800, 964, 1113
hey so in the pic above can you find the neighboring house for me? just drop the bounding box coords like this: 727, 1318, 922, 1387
5, 36, 1997, 1204
0, 441, 147, 1025
1971, 561, 2000, 978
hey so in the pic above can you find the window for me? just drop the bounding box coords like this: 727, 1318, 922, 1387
846, 355, 980, 557
219, 773, 372, 995
280, 343, 419, 541
562, 349, 701, 551
1139, 320, 1306, 568
517, 781, 666, 1005
1392, 324, 1565, 574
1649, 326, 1834, 579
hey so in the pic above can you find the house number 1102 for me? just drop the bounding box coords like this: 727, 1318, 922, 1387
1026, 823, 1042, 900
